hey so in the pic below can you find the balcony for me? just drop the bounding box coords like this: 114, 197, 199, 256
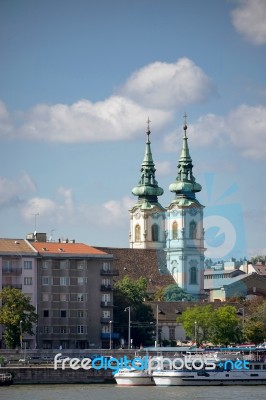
2, 267, 22, 275
101, 317, 112, 323
100, 301, 113, 308
100, 284, 113, 291
100, 269, 119, 276
101, 332, 120, 340
2, 283, 22, 289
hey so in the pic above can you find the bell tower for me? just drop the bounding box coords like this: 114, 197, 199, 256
165, 115, 205, 296
129, 119, 165, 249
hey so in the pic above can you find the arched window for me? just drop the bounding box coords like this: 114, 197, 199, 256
190, 266, 197, 285
151, 224, 159, 242
189, 221, 197, 239
172, 221, 178, 239
135, 225, 141, 242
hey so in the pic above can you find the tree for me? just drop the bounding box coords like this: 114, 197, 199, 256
210, 305, 242, 346
0, 287, 38, 348
178, 304, 214, 345
245, 320, 265, 345
244, 299, 266, 344
179, 304, 243, 347
163, 284, 194, 302
113, 276, 155, 347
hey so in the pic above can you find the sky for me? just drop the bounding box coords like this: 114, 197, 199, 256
0, 0, 266, 260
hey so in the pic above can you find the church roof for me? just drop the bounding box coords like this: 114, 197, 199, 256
169, 115, 202, 200
96, 247, 175, 292
131, 119, 164, 206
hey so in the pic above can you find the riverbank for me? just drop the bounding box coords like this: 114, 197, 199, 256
0, 366, 115, 385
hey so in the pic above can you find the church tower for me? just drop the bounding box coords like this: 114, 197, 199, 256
129, 120, 165, 249
165, 115, 205, 296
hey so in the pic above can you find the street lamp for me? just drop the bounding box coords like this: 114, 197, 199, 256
109, 320, 113, 350
155, 304, 158, 348
194, 321, 197, 346
124, 306, 131, 349
20, 320, 23, 350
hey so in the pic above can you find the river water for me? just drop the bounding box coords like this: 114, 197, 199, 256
1, 384, 266, 400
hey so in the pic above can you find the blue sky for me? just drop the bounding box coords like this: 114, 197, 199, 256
0, 0, 266, 260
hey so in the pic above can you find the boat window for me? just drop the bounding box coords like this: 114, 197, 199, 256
254, 365, 261, 370
226, 374, 229, 377
263, 365, 266, 370
250, 374, 259, 376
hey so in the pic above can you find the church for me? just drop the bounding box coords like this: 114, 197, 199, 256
129, 116, 205, 297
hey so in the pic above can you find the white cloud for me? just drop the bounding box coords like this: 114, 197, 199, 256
0, 101, 14, 136
0, 58, 215, 143
19, 185, 134, 230
0, 173, 36, 207
18, 96, 170, 143
231, 0, 266, 45
120, 58, 216, 109
163, 104, 266, 160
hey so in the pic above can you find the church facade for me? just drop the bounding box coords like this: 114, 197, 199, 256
129, 117, 205, 296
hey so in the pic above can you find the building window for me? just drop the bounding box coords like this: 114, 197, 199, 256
190, 267, 197, 285
42, 276, 50, 285
42, 261, 50, 269
43, 310, 49, 317
60, 326, 68, 334
135, 224, 141, 242
60, 310, 67, 318
77, 261, 86, 270
24, 261, 32, 269
3, 260, 12, 272
77, 325, 87, 334
60, 260, 68, 269
102, 310, 110, 319
77, 293, 84, 302
172, 221, 178, 239
77, 310, 84, 318
60, 276, 69, 286
43, 326, 50, 334
103, 262, 110, 271
60, 293, 69, 302
77, 277, 87, 285
151, 224, 159, 241
189, 221, 197, 239
42, 293, 49, 301
24, 277, 32, 285
169, 327, 175, 340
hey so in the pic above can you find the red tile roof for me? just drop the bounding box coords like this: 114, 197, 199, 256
0, 238, 36, 254
31, 242, 108, 255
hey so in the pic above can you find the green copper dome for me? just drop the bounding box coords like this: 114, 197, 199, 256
132, 119, 164, 203
169, 116, 202, 199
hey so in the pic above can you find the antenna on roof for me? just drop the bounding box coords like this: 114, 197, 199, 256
32, 213, 39, 233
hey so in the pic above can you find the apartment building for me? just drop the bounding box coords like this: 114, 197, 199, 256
31, 241, 117, 349
0, 238, 38, 348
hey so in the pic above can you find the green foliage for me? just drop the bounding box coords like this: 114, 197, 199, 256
0, 287, 38, 348
244, 299, 266, 344
114, 276, 155, 347
179, 304, 214, 345
180, 304, 242, 346
114, 275, 147, 306
163, 284, 194, 302
210, 306, 242, 346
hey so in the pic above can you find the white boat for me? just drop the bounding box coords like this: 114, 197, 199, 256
153, 360, 266, 386
114, 368, 154, 386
